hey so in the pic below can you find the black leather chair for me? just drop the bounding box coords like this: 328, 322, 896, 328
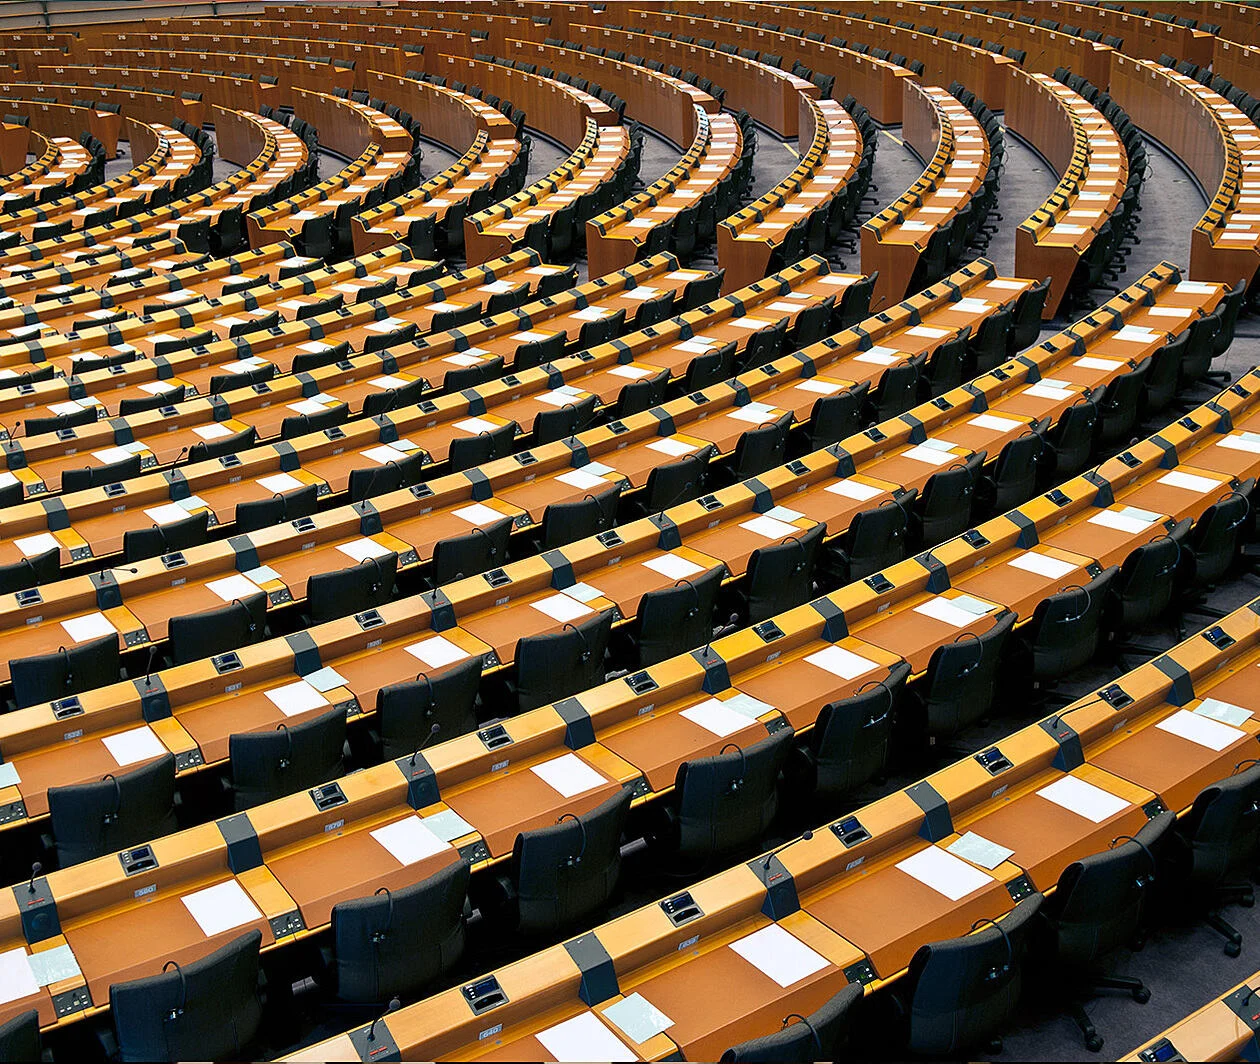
624, 565, 723, 667
720, 982, 863, 1062
666, 728, 793, 862
536, 486, 621, 550
1032, 813, 1173, 1052
0, 1010, 40, 1063
0, 547, 60, 594
904, 610, 1016, 740
329, 858, 470, 1002
48, 753, 179, 867
109, 930, 263, 1062
122, 511, 211, 563
431, 517, 512, 586
10, 633, 121, 710
897, 895, 1042, 1056
509, 787, 632, 934
1165, 762, 1260, 955
227, 707, 347, 810
234, 484, 320, 534
447, 420, 518, 473
305, 553, 398, 625
513, 611, 613, 712
1018, 567, 1117, 687
821, 492, 914, 585
790, 662, 911, 802
166, 589, 267, 665
375, 656, 482, 760
739, 523, 824, 624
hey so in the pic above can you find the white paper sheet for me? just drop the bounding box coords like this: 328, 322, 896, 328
258, 472, 304, 494
901, 444, 953, 466
646, 436, 697, 456
370, 816, 449, 866
1157, 470, 1220, 494
968, 414, 1022, 433
1156, 708, 1246, 752
61, 612, 117, 643
404, 634, 469, 669
536, 1012, 636, 1063
913, 597, 979, 629
453, 503, 504, 526
826, 478, 884, 501
896, 845, 994, 900
603, 992, 674, 1044
0, 762, 19, 788
531, 593, 594, 623
0, 948, 38, 1006
740, 514, 800, 540
15, 532, 59, 557
206, 574, 262, 602
336, 537, 393, 562
1087, 509, 1158, 534
642, 553, 705, 580
454, 416, 500, 434
531, 753, 606, 798
1037, 774, 1129, 823
1007, 552, 1077, 579
681, 698, 754, 737
946, 831, 1015, 870
181, 879, 262, 938
264, 680, 329, 718
556, 469, 609, 490
804, 644, 878, 679
303, 667, 348, 693
729, 923, 829, 988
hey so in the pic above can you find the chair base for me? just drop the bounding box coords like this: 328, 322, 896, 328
1069, 975, 1150, 1053
1207, 882, 1254, 956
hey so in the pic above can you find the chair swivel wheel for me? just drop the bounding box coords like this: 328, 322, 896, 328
1133, 987, 1151, 1004
1086, 1033, 1104, 1053
1227, 940, 1243, 958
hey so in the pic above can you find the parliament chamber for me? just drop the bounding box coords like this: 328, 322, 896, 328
0, 0, 1259, 1060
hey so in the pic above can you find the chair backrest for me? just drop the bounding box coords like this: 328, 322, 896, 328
904, 895, 1042, 1055
514, 610, 613, 712
1183, 762, 1260, 889
838, 493, 914, 582
431, 517, 512, 585
633, 565, 724, 666
744, 522, 824, 623
447, 420, 518, 473
1045, 812, 1173, 967
1113, 520, 1187, 627
512, 786, 632, 933
10, 633, 121, 710
987, 431, 1044, 514
1189, 490, 1251, 586
642, 451, 709, 512
110, 930, 263, 1063
673, 728, 793, 859
61, 454, 142, 493
331, 857, 470, 1002
306, 553, 398, 624
0, 547, 60, 595
731, 412, 793, 479
0, 1010, 39, 1063
919, 609, 1016, 737
48, 753, 178, 867
362, 376, 428, 418
539, 485, 622, 549
228, 706, 346, 809
1026, 565, 1116, 679
233, 484, 320, 535
719, 982, 863, 1062
684, 340, 737, 392
122, 510, 211, 563
188, 425, 257, 463
1010, 278, 1050, 350
919, 452, 985, 546
347, 453, 427, 504
1047, 399, 1098, 479
810, 661, 911, 797
808, 383, 867, 449
377, 655, 482, 759
533, 393, 598, 445
1097, 360, 1150, 447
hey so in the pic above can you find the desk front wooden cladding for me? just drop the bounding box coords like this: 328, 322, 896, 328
1008, 69, 1129, 317
1106, 53, 1260, 290
861, 81, 989, 311
1124, 968, 1260, 1061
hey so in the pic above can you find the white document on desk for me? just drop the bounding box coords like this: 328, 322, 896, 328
729, 923, 829, 988
181, 880, 262, 938
897, 846, 993, 900
1156, 708, 1246, 752
371, 816, 448, 866
805, 645, 877, 679
1007, 552, 1076, 579
681, 698, 753, 737
1037, 775, 1128, 823
102, 725, 166, 767
642, 553, 705, 580
536, 1012, 636, 1062
531, 753, 606, 798
0, 948, 37, 1006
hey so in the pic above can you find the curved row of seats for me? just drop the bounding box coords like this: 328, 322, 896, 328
279, 351, 1260, 1060
1010, 70, 1133, 316
0, 282, 1241, 1055
0, 120, 97, 210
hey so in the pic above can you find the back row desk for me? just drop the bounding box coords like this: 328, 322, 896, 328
861, 79, 989, 311
34, 62, 260, 126
790, 0, 1115, 94
1106, 52, 1260, 291
277, 373, 1259, 1061
1011, 0, 1216, 68
1145, 0, 1260, 44
0, 80, 200, 150
0, 268, 1226, 1038
1008, 68, 1130, 317
0, 122, 93, 207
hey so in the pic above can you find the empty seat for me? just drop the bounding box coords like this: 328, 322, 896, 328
228, 707, 347, 810
10, 634, 121, 710
167, 592, 267, 666
375, 656, 482, 760
513, 610, 613, 712
305, 553, 398, 624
